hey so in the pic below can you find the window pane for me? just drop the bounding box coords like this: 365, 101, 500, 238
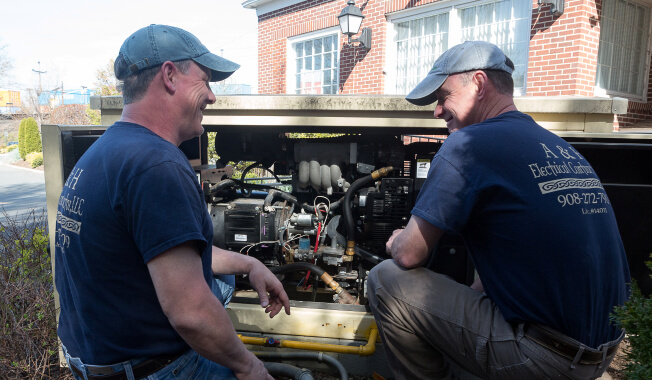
495, 0, 511, 22
460, 7, 476, 29
324, 69, 331, 86
324, 36, 332, 52
296, 58, 303, 72
314, 38, 322, 54
324, 52, 331, 69
315, 54, 322, 70
596, 0, 650, 98
478, 4, 494, 25
424, 16, 437, 36
514, 0, 529, 18
304, 41, 312, 56
295, 43, 303, 58
397, 21, 409, 41
411, 18, 423, 38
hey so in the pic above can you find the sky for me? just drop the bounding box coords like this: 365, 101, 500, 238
0, 0, 259, 94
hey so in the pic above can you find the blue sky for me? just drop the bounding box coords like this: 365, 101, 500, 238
0, 0, 258, 93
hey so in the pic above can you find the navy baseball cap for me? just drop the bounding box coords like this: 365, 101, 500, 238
405, 41, 514, 106
115, 24, 240, 82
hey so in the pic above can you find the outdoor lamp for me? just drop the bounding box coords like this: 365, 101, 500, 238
338, 0, 372, 49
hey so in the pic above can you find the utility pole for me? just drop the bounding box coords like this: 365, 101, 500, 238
32, 61, 46, 96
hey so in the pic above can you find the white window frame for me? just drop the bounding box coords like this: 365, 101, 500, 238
594, 0, 652, 102
385, 0, 530, 97
286, 26, 341, 95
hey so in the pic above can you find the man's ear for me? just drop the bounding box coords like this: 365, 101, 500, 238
473, 70, 489, 99
161, 61, 177, 93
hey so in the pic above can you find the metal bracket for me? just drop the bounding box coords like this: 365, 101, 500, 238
349, 27, 372, 49
538, 0, 564, 17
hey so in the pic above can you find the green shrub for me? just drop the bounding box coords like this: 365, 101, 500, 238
18, 118, 26, 160
26, 152, 44, 168
7, 144, 17, 152
611, 255, 652, 380
23, 117, 42, 157
0, 209, 67, 378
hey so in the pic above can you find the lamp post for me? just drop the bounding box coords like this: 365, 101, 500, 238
338, 0, 372, 49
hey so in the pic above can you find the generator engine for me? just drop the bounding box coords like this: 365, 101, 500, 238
203, 134, 458, 304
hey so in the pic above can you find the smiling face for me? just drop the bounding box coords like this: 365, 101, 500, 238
177, 61, 216, 142
433, 72, 481, 134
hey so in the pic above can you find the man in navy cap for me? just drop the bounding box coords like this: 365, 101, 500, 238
55, 25, 289, 380
367, 41, 629, 379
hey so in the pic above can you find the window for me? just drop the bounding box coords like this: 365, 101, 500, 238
288, 28, 340, 94
388, 0, 530, 96
596, 0, 651, 100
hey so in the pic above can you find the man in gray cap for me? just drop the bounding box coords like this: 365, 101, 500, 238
55, 25, 289, 380
367, 41, 629, 379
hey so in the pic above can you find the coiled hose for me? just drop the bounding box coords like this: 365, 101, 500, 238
256, 352, 348, 380
342, 167, 394, 257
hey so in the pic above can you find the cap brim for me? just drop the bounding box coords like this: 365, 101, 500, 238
193, 52, 241, 82
405, 72, 448, 106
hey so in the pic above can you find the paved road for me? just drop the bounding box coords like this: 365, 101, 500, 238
0, 163, 47, 223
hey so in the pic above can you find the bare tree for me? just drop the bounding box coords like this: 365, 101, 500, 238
0, 43, 14, 88
94, 59, 120, 96
19, 89, 51, 126
47, 104, 93, 125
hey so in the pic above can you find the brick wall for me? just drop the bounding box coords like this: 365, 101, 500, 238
257, 0, 387, 94
256, 0, 652, 127
528, 0, 601, 96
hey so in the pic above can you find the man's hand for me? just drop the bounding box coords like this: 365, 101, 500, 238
248, 260, 291, 318
385, 229, 404, 255
389, 216, 443, 269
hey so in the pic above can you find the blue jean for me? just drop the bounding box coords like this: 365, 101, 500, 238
64, 274, 237, 380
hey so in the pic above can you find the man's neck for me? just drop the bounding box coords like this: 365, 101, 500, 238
120, 102, 179, 146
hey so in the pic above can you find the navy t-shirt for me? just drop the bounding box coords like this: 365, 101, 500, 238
55, 122, 213, 364
412, 111, 630, 348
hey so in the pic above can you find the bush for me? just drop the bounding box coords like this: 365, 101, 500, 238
8, 144, 18, 152
18, 118, 26, 160
611, 255, 652, 380
26, 152, 44, 168
23, 117, 42, 157
0, 209, 70, 379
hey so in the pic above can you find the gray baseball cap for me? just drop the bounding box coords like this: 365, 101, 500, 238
115, 24, 240, 82
405, 41, 514, 106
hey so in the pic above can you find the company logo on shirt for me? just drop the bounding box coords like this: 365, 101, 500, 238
528, 143, 611, 214
56, 167, 86, 252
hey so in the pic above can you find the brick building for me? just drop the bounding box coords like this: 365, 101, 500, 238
243, 0, 652, 129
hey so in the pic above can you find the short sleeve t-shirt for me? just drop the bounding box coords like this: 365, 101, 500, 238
412, 111, 630, 348
55, 122, 214, 364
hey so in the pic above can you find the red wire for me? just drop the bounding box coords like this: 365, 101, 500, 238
314, 222, 321, 253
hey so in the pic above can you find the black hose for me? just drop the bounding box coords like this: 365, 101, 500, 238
356, 246, 385, 265
263, 362, 314, 380
270, 262, 325, 277
208, 179, 237, 196
255, 352, 348, 380
343, 174, 376, 242
265, 189, 299, 208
